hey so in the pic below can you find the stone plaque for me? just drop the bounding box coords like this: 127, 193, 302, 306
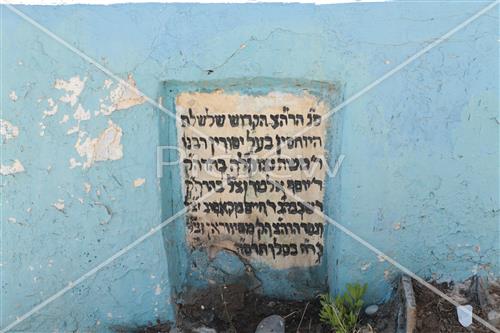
177, 90, 327, 269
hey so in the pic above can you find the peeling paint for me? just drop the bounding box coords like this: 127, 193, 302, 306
0, 119, 19, 142
52, 199, 65, 212
100, 74, 145, 115
66, 125, 80, 135
54, 75, 87, 106
59, 114, 69, 124
74, 120, 123, 169
103, 79, 113, 89
42, 98, 59, 118
9, 91, 18, 101
69, 158, 82, 169
39, 122, 46, 136
73, 103, 91, 121
0, 159, 25, 175
360, 262, 372, 271
133, 178, 145, 187
83, 182, 91, 193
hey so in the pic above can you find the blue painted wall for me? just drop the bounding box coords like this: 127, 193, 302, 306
2, 2, 498, 332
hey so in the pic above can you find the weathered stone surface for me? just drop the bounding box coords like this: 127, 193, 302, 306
255, 315, 285, 333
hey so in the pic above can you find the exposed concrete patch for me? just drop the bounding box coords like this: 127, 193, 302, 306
0, 160, 25, 176
66, 125, 80, 135
133, 178, 146, 187
51, 74, 139, 172
69, 158, 82, 169
103, 79, 113, 89
42, 98, 59, 118
83, 182, 91, 193
73, 103, 91, 121
39, 122, 46, 136
74, 120, 123, 169
100, 74, 146, 115
9, 91, 18, 102
0, 119, 19, 142
360, 262, 372, 271
54, 75, 87, 107
7, 217, 27, 227
52, 199, 65, 212
59, 114, 69, 124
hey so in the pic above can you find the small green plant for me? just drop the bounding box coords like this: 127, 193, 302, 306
319, 283, 368, 333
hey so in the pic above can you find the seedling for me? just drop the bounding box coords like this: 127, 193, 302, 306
319, 283, 368, 333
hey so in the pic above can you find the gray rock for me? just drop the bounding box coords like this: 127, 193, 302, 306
255, 314, 285, 333
193, 326, 217, 333
365, 304, 379, 316
487, 310, 500, 326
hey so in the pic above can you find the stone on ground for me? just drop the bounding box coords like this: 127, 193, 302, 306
255, 314, 285, 333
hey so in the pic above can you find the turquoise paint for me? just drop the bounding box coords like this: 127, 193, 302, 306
2, 2, 499, 332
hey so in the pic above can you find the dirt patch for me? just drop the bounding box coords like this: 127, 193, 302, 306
361, 297, 398, 333
362, 277, 500, 333
177, 284, 329, 332
115, 277, 500, 333
414, 281, 495, 333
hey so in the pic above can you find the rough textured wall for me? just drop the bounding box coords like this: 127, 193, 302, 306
2, 3, 498, 332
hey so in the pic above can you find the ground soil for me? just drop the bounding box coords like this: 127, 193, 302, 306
176, 284, 329, 332
117, 279, 500, 333
413, 281, 496, 333
361, 296, 398, 333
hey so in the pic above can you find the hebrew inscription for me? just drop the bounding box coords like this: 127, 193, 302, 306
177, 90, 327, 269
